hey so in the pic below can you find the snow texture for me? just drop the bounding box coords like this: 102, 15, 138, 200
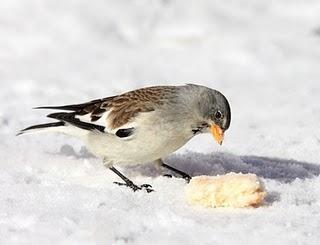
1, 0, 320, 244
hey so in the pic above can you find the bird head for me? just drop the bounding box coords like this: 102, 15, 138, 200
195, 86, 231, 145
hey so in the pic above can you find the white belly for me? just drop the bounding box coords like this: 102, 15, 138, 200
85, 111, 193, 166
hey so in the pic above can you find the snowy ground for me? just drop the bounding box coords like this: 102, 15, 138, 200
1, 0, 320, 244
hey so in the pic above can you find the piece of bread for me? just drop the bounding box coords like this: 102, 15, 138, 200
186, 173, 266, 208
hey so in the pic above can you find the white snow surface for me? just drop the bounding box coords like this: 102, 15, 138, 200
1, 0, 320, 244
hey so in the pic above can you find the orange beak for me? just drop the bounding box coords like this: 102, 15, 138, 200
211, 124, 224, 145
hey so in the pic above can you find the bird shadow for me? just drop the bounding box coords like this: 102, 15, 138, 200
125, 151, 320, 184
125, 152, 320, 205
57, 145, 320, 205
57, 144, 320, 184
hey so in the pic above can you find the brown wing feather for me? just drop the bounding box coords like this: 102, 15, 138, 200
101, 86, 177, 129
41, 86, 177, 130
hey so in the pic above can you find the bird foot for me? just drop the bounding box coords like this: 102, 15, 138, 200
163, 174, 173, 178
182, 174, 192, 183
163, 173, 191, 183
113, 181, 154, 193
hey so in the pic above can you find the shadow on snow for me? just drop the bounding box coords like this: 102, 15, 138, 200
57, 144, 320, 183
126, 152, 320, 184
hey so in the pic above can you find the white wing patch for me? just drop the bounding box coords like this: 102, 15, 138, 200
75, 110, 137, 135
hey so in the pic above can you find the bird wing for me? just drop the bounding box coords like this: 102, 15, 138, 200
36, 86, 177, 135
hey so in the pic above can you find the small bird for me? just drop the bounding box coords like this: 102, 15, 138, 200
19, 84, 231, 192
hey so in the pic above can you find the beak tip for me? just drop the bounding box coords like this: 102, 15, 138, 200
211, 124, 225, 146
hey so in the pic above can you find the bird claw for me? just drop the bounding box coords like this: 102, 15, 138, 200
163, 174, 173, 178
163, 173, 191, 183
140, 184, 152, 188
113, 182, 154, 193
182, 174, 192, 183
142, 185, 154, 193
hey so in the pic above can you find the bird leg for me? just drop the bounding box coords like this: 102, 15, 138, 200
156, 159, 192, 183
109, 166, 154, 193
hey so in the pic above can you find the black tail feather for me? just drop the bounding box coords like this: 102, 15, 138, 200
34, 99, 105, 112
47, 112, 105, 132
17, 121, 65, 136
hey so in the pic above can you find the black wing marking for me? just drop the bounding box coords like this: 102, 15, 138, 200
115, 128, 135, 138
47, 112, 105, 132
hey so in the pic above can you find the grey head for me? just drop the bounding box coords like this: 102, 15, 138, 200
184, 84, 231, 145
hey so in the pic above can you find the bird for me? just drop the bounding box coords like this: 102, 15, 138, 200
18, 84, 231, 192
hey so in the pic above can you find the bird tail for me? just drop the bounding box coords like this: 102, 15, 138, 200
17, 122, 66, 136
17, 121, 89, 139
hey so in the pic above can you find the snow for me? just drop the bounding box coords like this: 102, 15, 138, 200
1, 0, 320, 244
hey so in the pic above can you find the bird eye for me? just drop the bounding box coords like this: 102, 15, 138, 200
214, 110, 223, 120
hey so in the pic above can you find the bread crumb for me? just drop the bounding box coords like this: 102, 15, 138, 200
186, 173, 266, 208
